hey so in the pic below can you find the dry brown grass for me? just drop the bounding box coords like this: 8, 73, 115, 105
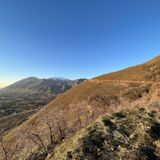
49, 109, 160, 160
1, 56, 160, 159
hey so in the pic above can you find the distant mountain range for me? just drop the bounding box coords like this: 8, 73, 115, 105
0, 77, 86, 134
0, 77, 86, 94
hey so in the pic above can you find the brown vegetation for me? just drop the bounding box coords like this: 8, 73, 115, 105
50, 109, 160, 160
1, 56, 160, 159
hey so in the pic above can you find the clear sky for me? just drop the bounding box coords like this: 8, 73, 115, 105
0, 0, 160, 86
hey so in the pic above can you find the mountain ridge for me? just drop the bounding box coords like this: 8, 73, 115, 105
0, 77, 87, 94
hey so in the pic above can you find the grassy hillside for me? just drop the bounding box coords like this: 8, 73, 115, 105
1, 56, 160, 160
95, 55, 160, 81
50, 109, 160, 160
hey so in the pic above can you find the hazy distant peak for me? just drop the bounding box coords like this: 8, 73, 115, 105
1, 76, 86, 94
49, 77, 71, 81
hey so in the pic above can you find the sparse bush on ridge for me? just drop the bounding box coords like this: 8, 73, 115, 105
48, 110, 160, 160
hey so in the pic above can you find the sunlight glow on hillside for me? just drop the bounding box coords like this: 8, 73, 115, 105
0, 82, 10, 88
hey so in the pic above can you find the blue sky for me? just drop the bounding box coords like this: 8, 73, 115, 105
0, 0, 160, 86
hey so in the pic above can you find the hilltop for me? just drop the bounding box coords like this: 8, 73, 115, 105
1, 56, 160, 159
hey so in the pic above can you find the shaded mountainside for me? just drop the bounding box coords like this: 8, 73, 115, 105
1, 56, 160, 159
0, 77, 86, 94
50, 109, 160, 160
0, 77, 86, 134
0, 77, 86, 117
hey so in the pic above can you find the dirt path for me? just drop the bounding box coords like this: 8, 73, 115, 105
89, 79, 160, 84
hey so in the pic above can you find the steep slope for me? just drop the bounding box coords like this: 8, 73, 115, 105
49, 109, 160, 160
1, 56, 160, 160
96, 55, 160, 81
